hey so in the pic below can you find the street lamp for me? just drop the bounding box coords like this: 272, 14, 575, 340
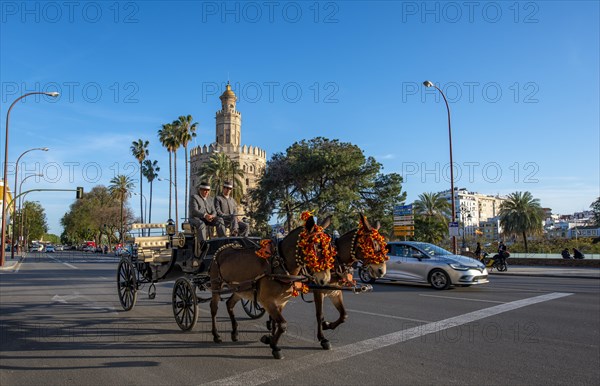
158, 177, 176, 221
132, 192, 148, 235
11, 148, 48, 258
423, 80, 457, 254
1, 91, 58, 266
460, 207, 472, 251
17, 174, 43, 257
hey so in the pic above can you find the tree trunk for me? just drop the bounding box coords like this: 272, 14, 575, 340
149, 180, 153, 224
168, 152, 172, 220
120, 198, 124, 245
522, 231, 528, 253
174, 150, 179, 230
184, 144, 189, 221
139, 164, 144, 235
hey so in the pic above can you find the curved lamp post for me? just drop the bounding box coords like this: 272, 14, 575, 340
1, 91, 59, 266
132, 192, 148, 236
158, 177, 175, 221
423, 80, 457, 254
11, 148, 48, 258
17, 174, 43, 257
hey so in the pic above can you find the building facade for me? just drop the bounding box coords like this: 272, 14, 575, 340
189, 82, 267, 205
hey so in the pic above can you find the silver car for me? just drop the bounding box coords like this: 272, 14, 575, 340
358, 241, 489, 290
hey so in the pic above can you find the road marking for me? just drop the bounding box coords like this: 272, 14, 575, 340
419, 294, 506, 303
347, 309, 432, 323
201, 292, 573, 386
48, 255, 78, 269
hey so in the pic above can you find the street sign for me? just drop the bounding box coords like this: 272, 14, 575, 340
393, 204, 413, 216
394, 225, 415, 231
449, 222, 459, 237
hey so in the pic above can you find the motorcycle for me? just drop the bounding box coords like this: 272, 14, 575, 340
480, 251, 508, 272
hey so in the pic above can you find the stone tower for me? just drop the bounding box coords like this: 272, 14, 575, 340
190, 82, 267, 205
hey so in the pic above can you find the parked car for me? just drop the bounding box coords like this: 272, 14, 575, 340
45, 245, 56, 253
29, 244, 44, 252
358, 241, 489, 290
55, 245, 64, 251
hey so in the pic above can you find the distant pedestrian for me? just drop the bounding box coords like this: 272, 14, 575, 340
561, 248, 571, 259
475, 242, 481, 259
573, 248, 585, 259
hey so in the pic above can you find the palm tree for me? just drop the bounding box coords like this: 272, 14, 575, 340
130, 139, 149, 232
158, 123, 177, 224
108, 175, 135, 245
413, 192, 451, 221
413, 192, 451, 244
499, 191, 543, 252
175, 115, 198, 220
142, 159, 160, 225
197, 152, 245, 201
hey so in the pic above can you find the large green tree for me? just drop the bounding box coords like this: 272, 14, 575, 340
413, 192, 451, 243
18, 201, 48, 244
250, 137, 405, 235
175, 115, 198, 220
197, 152, 245, 202
499, 191, 544, 252
142, 159, 160, 225
60, 185, 129, 246
109, 175, 135, 244
131, 139, 149, 231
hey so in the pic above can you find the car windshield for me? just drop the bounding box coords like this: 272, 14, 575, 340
414, 242, 453, 257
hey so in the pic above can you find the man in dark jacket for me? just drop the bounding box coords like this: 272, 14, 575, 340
189, 181, 225, 242
214, 181, 249, 237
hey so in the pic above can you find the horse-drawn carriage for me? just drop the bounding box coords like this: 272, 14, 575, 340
117, 214, 388, 359
116, 220, 266, 331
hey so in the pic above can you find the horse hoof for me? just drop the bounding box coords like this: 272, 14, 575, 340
320, 339, 331, 350
260, 335, 271, 345
272, 349, 284, 360
213, 336, 222, 343
322, 321, 331, 330
231, 333, 238, 342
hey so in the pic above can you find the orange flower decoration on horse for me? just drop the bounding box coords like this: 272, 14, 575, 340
255, 239, 273, 259
296, 212, 336, 273
356, 218, 388, 265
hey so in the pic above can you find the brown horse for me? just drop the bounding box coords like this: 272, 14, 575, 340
312, 214, 387, 349
209, 216, 333, 359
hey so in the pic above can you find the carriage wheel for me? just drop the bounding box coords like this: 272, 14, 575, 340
172, 278, 198, 331
241, 299, 266, 319
117, 258, 138, 311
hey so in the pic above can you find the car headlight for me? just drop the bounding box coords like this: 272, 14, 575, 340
449, 263, 470, 271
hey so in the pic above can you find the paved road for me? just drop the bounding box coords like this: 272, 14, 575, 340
1, 252, 599, 385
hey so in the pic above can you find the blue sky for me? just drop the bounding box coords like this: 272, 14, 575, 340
1, 0, 599, 235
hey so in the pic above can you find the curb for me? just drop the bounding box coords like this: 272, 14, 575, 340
0, 256, 23, 271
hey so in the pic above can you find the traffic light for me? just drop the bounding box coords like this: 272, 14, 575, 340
76, 187, 84, 199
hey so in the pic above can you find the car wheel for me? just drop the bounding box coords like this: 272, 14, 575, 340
429, 269, 451, 290
358, 266, 376, 284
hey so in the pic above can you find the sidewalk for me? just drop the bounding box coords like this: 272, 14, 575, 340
0, 255, 24, 271
489, 265, 600, 279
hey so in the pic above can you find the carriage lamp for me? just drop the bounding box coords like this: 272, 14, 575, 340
166, 219, 176, 236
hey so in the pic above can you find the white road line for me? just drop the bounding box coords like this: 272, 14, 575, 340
201, 292, 573, 386
347, 309, 432, 323
48, 256, 78, 270
419, 294, 506, 304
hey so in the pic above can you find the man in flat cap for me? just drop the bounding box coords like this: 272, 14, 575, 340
215, 181, 249, 237
189, 181, 225, 242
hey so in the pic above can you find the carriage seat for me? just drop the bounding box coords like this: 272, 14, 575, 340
134, 235, 171, 264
